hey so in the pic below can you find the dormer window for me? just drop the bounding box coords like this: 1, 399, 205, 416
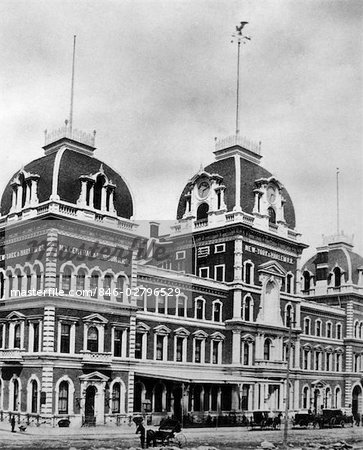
333, 267, 342, 288
10, 170, 39, 212
303, 271, 311, 292
78, 165, 116, 214
268, 207, 276, 224
197, 203, 209, 221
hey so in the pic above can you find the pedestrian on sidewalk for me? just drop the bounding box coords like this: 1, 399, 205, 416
10, 415, 16, 433
136, 420, 146, 449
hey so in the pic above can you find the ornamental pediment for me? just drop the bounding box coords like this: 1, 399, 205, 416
82, 313, 108, 324
6, 311, 26, 321
79, 371, 109, 382
258, 260, 287, 278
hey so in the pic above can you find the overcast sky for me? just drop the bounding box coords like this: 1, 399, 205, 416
0, 0, 362, 261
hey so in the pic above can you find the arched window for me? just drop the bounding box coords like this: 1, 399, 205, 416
264, 339, 271, 360
112, 383, 121, 413
196, 203, 209, 221
303, 271, 311, 292
87, 327, 99, 352
316, 320, 322, 337
14, 324, 21, 348
195, 299, 204, 320
334, 387, 341, 408
24, 267, 32, 292
15, 270, 22, 291
34, 265, 42, 291
90, 272, 99, 298
76, 269, 86, 292
336, 323, 342, 340
333, 267, 341, 288
354, 321, 359, 338
268, 207, 276, 224
360, 323, 363, 339
31, 380, 38, 414
243, 296, 252, 321
244, 262, 253, 284
213, 301, 222, 322
62, 267, 72, 294
103, 274, 112, 300
7, 271, 13, 298
116, 276, 124, 302
304, 318, 311, 335
302, 386, 309, 409
94, 174, 106, 210
58, 381, 69, 414
19, 173, 27, 208
13, 379, 19, 411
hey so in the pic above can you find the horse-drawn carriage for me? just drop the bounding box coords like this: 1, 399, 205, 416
249, 411, 282, 430
146, 419, 187, 448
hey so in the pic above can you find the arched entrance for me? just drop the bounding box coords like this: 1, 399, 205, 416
85, 385, 97, 426
352, 385, 362, 417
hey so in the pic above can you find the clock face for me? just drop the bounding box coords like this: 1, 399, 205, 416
198, 181, 210, 198
267, 186, 276, 204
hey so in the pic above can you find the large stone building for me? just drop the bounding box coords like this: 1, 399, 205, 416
0, 123, 361, 428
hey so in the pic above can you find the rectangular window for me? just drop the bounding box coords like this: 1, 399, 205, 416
194, 340, 202, 363
114, 329, 123, 357
176, 337, 183, 362
33, 322, 39, 352
213, 303, 221, 322
316, 321, 321, 337
327, 323, 332, 338
135, 333, 143, 359
303, 350, 309, 370
199, 267, 209, 278
197, 246, 210, 258
156, 335, 164, 360
214, 244, 226, 253
176, 251, 186, 260
60, 324, 70, 353
157, 296, 166, 314
315, 352, 320, 371
304, 319, 310, 335
212, 341, 219, 364
214, 265, 225, 282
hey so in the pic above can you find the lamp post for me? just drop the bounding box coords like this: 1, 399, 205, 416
283, 317, 295, 450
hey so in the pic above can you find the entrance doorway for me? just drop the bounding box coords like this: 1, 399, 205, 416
173, 386, 183, 421
84, 385, 97, 426
352, 385, 362, 417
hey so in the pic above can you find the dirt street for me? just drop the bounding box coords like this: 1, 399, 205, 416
0, 425, 362, 450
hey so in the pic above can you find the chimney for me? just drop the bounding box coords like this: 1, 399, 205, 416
149, 221, 160, 239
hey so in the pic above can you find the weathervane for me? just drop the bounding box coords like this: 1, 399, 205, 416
231, 22, 251, 135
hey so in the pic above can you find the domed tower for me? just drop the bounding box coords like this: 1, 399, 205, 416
0, 123, 141, 426
1, 121, 134, 223
176, 135, 296, 236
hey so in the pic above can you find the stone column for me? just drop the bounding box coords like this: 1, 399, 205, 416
232, 330, 241, 364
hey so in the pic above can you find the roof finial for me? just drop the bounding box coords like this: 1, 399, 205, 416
231, 22, 251, 136
69, 35, 76, 134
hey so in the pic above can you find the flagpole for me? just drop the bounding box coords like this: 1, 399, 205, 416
232, 22, 250, 136
69, 35, 76, 133
336, 168, 340, 234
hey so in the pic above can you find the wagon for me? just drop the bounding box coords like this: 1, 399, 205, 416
316, 409, 354, 428
249, 411, 281, 430
146, 419, 187, 448
293, 412, 318, 428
